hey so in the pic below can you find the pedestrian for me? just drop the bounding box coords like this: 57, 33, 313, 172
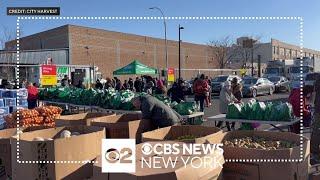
115, 79, 124, 91
204, 76, 212, 107
134, 77, 142, 92
311, 76, 320, 159
289, 85, 313, 133
216, 81, 239, 131
123, 80, 130, 90
231, 77, 242, 101
193, 74, 209, 112
76, 80, 85, 89
20, 79, 27, 88
131, 95, 181, 128
61, 75, 70, 87
155, 79, 166, 94
128, 78, 134, 91
27, 82, 38, 109
145, 77, 155, 94
167, 80, 185, 103
95, 79, 103, 89
104, 78, 114, 89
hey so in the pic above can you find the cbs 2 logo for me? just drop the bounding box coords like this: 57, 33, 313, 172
105, 147, 133, 164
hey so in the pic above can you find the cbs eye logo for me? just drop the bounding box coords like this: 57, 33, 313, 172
105, 147, 133, 164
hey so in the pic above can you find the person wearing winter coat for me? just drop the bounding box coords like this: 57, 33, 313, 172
131, 95, 181, 128
217, 81, 239, 131
192, 74, 209, 112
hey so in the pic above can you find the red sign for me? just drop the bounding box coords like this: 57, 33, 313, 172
41, 65, 57, 75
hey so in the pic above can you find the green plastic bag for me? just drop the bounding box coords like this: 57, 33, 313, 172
249, 102, 266, 120
226, 103, 243, 119
241, 99, 256, 119
173, 102, 197, 115
263, 102, 273, 121
269, 102, 293, 121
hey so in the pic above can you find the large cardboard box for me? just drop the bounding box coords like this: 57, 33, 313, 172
207, 130, 309, 160
55, 112, 116, 126
142, 125, 222, 143
0, 126, 52, 180
207, 130, 310, 180
92, 141, 224, 180
91, 114, 154, 143
11, 126, 105, 180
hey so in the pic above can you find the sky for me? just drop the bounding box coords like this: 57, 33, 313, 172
0, 0, 319, 50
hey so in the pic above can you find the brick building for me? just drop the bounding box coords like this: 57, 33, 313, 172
5, 24, 218, 80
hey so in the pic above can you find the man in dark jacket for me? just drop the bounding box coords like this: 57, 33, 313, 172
134, 77, 143, 92
132, 95, 181, 127
311, 76, 320, 157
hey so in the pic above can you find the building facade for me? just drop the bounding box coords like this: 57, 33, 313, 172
5, 25, 219, 80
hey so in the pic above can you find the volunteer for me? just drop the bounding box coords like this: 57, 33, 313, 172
131, 95, 182, 128
193, 74, 209, 112
216, 81, 239, 131
27, 82, 39, 109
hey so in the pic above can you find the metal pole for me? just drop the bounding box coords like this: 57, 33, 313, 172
258, 55, 261, 77
178, 25, 181, 80
149, 7, 168, 84
251, 46, 254, 76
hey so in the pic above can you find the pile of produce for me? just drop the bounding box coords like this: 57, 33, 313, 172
175, 135, 199, 141
4, 106, 62, 128
226, 100, 293, 121
223, 137, 297, 150
172, 102, 199, 115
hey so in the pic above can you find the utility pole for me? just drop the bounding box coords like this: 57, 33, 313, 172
178, 25, 184, 80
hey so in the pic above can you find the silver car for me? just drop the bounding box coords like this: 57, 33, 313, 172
211, 75, 241, 95
268, 76, 290, 92
242, 77, 275, 98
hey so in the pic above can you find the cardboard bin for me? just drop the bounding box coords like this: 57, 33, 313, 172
93, 141, 224, 180
207, 130, 310, 180
0, 126, 53, 180
142, 125, 222, 144
11, 126, 105, 180
91, 114, 154, 143
55, 112, 116, 126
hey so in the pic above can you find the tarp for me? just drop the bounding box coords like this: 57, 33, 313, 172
113, 60, 157, 75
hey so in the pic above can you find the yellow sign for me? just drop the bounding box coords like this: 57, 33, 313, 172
168, 74, 175, 82
41, 75, 57, 86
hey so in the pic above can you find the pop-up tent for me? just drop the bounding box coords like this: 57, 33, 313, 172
113, 60, 157, 75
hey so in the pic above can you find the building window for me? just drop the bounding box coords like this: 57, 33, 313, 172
277, 47, 280, 55
273, 46, 276, 54
280, 48, 285, 56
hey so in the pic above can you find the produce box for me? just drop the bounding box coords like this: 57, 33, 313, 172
11, 126, 105, 180
17, 98, 28, 107
0, 126, 54, 180
222, 158, 309, 180
1, 90, 13, 98
17, 88, 28, 99
208, 130, 310, 180
142, 125, 222, 144
55, 112, 116, 126
91, 114, 154, 143
4, 98, 16, 107
92, 141, 224, 180
207, 130, 309, 160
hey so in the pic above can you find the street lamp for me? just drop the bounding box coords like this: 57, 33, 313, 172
178, 24, 184, 80
149, 7, 168, 82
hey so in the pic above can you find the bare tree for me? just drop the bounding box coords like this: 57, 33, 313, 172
0, 26, 17, 50
207, 36, 236, 70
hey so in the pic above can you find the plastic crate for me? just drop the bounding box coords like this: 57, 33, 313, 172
9, 90, 18, 98
0, 117, 5, 130
17, 88, 28, 99
1, 90, 11, 98
0, 99, 4, 107
4, 98, 17, 107
17, 98, 28, 107
0, 106, 9, 116
11, 106, 28, 112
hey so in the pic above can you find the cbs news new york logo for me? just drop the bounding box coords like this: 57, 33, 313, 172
102, 139, 136, 173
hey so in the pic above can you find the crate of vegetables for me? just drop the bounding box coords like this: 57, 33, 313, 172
142, 125, 222, 144
11, 126, 105, 180
207, 130, 309, 160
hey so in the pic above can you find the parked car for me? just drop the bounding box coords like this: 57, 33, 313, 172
242, 77, 275, 98
211, 75, 241, 95
268, 76, 290, 92
305, 72, 320, 88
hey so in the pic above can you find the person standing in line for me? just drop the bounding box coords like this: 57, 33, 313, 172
217, 81, 239, 131
123, 80, 130, 90
95, 79, 103, 89
27, 82, 38, 109
128, 78, 134, 91
61, 75, 70, 87
134, 77, 142, 92
193, 74, 209, 112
